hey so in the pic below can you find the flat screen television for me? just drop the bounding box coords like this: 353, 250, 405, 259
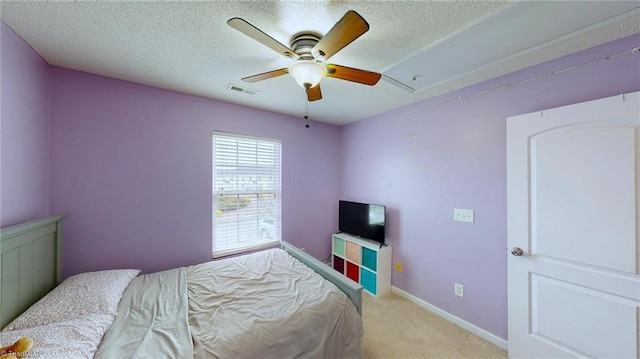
338, 200, 386, 245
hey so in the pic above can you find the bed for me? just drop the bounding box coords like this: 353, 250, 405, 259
0, 215, 363, 358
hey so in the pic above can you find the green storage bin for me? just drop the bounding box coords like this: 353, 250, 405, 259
333, 236, 345, 257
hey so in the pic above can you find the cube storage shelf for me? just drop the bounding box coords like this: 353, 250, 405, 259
332, 233, 391, 296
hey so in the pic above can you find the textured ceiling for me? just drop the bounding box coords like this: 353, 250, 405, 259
1, 1, 639, 125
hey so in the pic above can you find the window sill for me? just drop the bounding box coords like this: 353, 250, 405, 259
213, 240, 280, 259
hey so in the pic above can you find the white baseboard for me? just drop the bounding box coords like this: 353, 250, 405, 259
391, 286, 508, 350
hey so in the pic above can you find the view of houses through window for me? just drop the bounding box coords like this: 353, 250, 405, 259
212, 132, 281, 257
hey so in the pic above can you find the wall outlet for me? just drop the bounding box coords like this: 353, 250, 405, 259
396, 262, 403, 272
453, 208, 475, 223
454, 283, 464, 298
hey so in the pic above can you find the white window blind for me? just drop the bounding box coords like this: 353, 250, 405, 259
212, 132, 281, 257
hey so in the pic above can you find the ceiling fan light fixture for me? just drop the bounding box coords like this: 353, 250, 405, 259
289, 60, 326, 89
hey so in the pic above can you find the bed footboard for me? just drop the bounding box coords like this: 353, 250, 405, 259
0, 214, 66, 328
281, 241, 362, 314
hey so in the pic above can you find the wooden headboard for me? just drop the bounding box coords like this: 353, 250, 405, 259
0, 214, 66, 329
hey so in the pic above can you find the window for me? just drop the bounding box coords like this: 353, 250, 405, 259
212, 132, 281, 257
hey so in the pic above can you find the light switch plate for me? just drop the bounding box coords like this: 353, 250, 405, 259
454, 208, 475, 223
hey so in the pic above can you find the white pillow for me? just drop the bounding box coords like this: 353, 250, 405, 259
0, 314, 113, 359
3, 269, 140, 331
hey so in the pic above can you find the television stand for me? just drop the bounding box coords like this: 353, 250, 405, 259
331, 233, 391, 297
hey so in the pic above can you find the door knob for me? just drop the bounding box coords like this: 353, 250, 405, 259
511, 247, 524, 256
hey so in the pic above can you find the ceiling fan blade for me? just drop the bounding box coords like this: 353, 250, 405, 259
325, 64, 381, 86
227, 18, 299, 60
306, 84, 322, 102
312, 10, 369, 61
242, 68, 289, 83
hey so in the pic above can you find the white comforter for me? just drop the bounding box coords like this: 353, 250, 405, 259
97, 249, 363, 359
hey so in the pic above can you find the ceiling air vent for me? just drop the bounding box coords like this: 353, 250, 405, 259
227, 84, 257, 95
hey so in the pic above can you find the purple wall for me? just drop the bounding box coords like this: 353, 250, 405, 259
48, 68, 341, 276
340, 34, 640, 340
0, 22, 50, 227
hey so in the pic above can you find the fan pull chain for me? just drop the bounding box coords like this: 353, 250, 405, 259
304, 97, 310, 128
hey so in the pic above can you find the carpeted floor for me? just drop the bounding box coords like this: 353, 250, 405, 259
362, 292, 507, 359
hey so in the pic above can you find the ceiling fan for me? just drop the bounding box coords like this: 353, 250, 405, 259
227, 10, 382, 102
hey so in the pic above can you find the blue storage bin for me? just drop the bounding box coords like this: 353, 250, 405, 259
361, 247, 377, 272
360, 267, 377, 295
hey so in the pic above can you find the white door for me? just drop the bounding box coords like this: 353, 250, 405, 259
507, 92, 640, 358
